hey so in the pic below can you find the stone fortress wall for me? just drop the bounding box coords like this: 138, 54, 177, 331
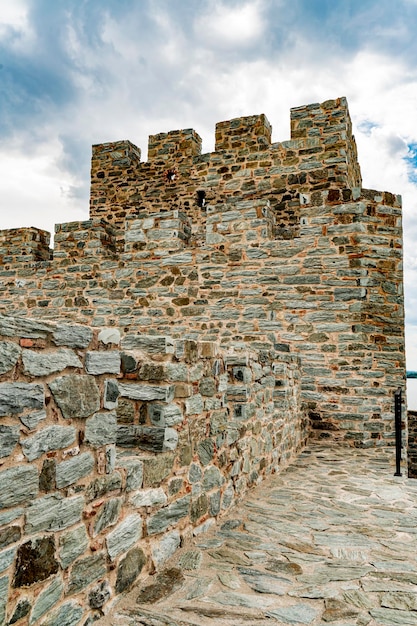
0, 96, 407, 623
0, 315, 304, 625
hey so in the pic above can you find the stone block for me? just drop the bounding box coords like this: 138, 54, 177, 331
0, 341, 21, 374
94, 498, 122, 535
88, 580, 111, 609
56, 452, 95, 488
185, 394, 203, 415
98, 327, 121, 345
86, 472, 122, 502
20, 409, 46, 430
142, 453, 175, 487
130, 488, 167, 508
121, 335, 174, 353
85, 412, 117, 447
0, 424, 19, 458
118, 382, 175, 402
106, 513, 143, 560
59, 525, 89, 569
117, 457, 143, 491
104, 379, 120, 409
0, 382, 44, 416
0, 465, 38, 509
25, 494, 84, 533
117, 425, 177, 452
22, 348, 82, 376
147, 495, 191, 535
52, 323, 93, 348
13, 536, 59, 587
0, 547, 15, 573
0, 526, 21, 550
29, 576, 64, 624
37, 601, 83, 626
49, 375, 100, 419
0, 576, 8, 626
22, 425, 76, 461
152, 530, 180, 568
148, 402, 183, 427
9, 598, 31, 624
68, 553, 107, 594
85, 351, 121, 374
115, 547, 146, 593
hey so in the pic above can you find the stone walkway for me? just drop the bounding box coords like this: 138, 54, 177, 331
98, 445, 417, 625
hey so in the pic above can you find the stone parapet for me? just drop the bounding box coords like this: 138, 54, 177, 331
0, 314, 305, 625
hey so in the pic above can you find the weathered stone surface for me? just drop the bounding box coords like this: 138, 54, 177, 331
115, 547, 146, 593
0, 525, 21, 549
121, 335, 174, 354
130, 488, 167, 508
136, 568, 184, 604
22, 348, 82, 376
118, 383, 175, 402
85, 351, 121, 374
0, 315, 53, 338
0, 382, 44, 416
49, 375, 100, 419
197, 439, 214, 466
94, 498, 122, 535
0, 465, 38, 509
39, 458, 56, 492
0, 547, 15, 573
147, 495, 191, 535
0, 424, 19, 458
98, 327, 121, 345
185, 394, 203, 415
0, 509, 23, 527
0, 341, 20, 374
86, 472, 122, 501
266, 604, 320, 623
0, 576, 9, 625
40, 600, 83, 626
148, 402, 183, 427
85, 412, 117, 447
152, 530, 181, 568
59, 525, 89, 570
30, 576, 64, 624
52, 323, 93, 348
20, 409, 46, 430
89, 580, 111, 609
56, 452, 94, 488
106, 513, 143, 560
190, 493, 208, 523
203, 465, 224, 490
370, 607, 417, 625
9, 598, 31, 624
104, 379, 120, 409
13, 536, 59, 587
25, 494, 84, 533
178, 550, 202, 570
117, 425, 175, 452
68, 553, 107, 594
117, 458, 143, 491
22, 425, 76, 461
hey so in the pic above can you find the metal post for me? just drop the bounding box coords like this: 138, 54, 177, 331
394, 388, 402, 477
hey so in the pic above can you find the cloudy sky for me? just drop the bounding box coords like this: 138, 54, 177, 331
1, 0, 417, 368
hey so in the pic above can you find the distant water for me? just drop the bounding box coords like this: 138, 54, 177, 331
407, 378, 417, 410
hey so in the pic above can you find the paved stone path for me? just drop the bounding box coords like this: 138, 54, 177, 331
98, 445, 417, 625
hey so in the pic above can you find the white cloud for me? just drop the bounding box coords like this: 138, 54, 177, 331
195, 1, 266, 48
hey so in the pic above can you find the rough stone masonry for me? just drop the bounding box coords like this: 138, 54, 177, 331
0, 96, 407, 624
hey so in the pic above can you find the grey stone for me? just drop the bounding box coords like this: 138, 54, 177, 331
152, 530, 181, 568
0, 576, 8, 626
106, 445, 116, 473
86, 472, 122, 501
197, 439, 214, 466
68, 553, 107, 594
0, 382, 44, 416
142, 453, 175, 487
0, 424, 19, 458
136, 567, 184, 604
49, 375, 100, 419
209, 591, 276, 609
52, 323, 93, 348
117, 425, 175, 452
59, 525, 89, 569
13, 536, 59, 587
370, 607, 417, 625
209, 490, 221, 516
0, 341, 20, 374
40, 601, 83, 626
130, 488, 167, 508
104, 379, 119, 409
165, 363, 188, 381
106, 513, 143, 560
121, 335, 174, 353
98, 328, 121, 345
178, 550, 202, 570
22, 425, 76, 461
381, 591, 417, 610
25, 494, 84, 533
56, 452, 94, 488
118, 383, 175, 402
85, 412, 117, 447
147, 495, 191, 535
0, 509, 23, 527
39, 458, 56, 492
94, 498, 122, 535
185, 394, 203, 415
189, 463, 202, 483
203, 466, 225, 490
148, 402, 183, 427
0, 315, 53, 339
9, 598, 31, 624
22, 348, 82, 376
237, 567, 291, 595
0, 525, 20, 550
89, 580, 111, 609
20, 409, 46, 430
115, 547, 146, 593
0, 465, 38, 509
117, 458, 143, 491
163, 427, 178, 451
85, 351, 121, 374
30, 576, 64, 624
266, 604, 320, 624
0, 547, 15, 573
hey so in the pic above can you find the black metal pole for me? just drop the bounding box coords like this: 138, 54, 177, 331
394, 388, 402, 477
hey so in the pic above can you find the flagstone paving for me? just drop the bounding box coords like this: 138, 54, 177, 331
98, 445, 417, 625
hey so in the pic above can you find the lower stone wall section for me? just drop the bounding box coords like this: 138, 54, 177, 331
408, 410, 417, 478
0, 314, 307, 625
